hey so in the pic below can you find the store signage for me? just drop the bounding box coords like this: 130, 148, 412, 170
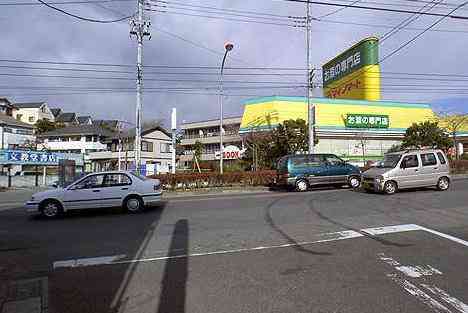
215, 145, 242, 160
345, 114, 389, 129
0, 150, 84, 166
322, 37, 381, 101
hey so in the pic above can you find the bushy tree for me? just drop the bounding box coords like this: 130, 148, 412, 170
402, 121, 452, 150
35, 119, 58, 134
244, 119, 310, 170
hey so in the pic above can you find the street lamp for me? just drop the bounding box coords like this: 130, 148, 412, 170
219, 42, 234, 175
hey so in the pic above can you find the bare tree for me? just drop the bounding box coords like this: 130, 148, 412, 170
438, 112, 468, 159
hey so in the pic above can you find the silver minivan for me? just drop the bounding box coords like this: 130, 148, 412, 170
362, 149, 450, 194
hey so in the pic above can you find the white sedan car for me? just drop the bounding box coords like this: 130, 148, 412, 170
25, 171, 162, 218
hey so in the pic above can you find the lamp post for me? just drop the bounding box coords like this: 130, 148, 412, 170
219, 42, 234, 175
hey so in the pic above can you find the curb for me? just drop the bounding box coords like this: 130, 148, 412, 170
163, 187, 272, 199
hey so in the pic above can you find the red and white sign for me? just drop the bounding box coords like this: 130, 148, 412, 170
215, 145, 242, 160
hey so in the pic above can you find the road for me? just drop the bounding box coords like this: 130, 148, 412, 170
1, 180, 468, 313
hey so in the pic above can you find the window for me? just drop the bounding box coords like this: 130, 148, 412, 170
16, 129, 33, 135
28, 116, 35, 123
292, 155, 323, 167
142, 141, 154, 152
421, 153, 437, 166
160, 142, 171, 153
437, 152, 447, 165
324, 155, 344, 166
16, 114, 23, 121
73, 174, 105, 189
402, 155, 419, 168
3, 127, 12, 133
85, 135, 93, 142
103, 174, 131, 187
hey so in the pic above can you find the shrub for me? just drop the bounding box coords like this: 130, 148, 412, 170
450, 160, 468, 174
150, 170, 277, 190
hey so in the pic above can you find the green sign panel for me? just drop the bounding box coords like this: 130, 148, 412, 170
322, 37, 379, 87
345, 114, 389, 129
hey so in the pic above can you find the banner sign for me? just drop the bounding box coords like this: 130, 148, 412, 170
322, 37, 381, 101
345, 114, 389, 129
0, 150, 84, 166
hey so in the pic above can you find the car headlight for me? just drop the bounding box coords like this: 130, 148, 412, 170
375, 175, 384, 184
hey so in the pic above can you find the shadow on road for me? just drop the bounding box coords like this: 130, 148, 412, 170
264, 197, 332, 256
47, 204, 167, 313
156, 219, 189, 313
307, 199, 413, 248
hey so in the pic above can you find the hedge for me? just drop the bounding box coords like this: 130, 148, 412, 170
450, 160, 468, 174
150, 170, 277, 190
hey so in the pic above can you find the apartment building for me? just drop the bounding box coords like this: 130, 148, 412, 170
179, 116, 242, 165
88, 126, 173, 173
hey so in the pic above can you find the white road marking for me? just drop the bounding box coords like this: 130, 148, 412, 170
416, 225, 468, 247
387, 274, 453, 313
378, 253, 443, 278
52, 224, 418, 268
395, 265, 442, 278
421, 284, 468, 313
52, 224, 468, 268
53, 254, 126, 269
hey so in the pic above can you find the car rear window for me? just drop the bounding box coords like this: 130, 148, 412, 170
421, 153, 437, 166
437, 152, 447, 164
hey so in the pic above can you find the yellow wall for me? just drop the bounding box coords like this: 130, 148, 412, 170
240, 97, 436, 132
324, 65, 381, 101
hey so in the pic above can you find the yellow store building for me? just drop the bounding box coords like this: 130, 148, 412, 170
239, 96, 436, 164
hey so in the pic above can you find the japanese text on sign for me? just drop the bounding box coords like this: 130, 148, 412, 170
7, 151, 58, 164
345, 114, 389, 129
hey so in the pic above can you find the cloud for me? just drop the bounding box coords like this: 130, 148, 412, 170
1, 0, 468, 126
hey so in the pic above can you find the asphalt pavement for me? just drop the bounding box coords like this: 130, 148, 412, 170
1, 180, 468, 313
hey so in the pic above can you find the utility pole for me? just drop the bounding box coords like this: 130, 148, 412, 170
306, 2, 315, 154
130, 0, 151, 173
171, 108, 177, 174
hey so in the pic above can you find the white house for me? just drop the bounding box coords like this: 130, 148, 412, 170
37, 124, 114, 171
13, 102, 55, 124
0, 98, 35, 150
88, 126, 173, 174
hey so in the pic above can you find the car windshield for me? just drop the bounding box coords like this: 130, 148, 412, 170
378, 154, 402, 168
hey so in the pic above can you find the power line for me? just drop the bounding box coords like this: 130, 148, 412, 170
380, 1, 468, 63
274, 0, 468, 20
314, 0, 361, 19
380, 0, 442, 43
146, 9, 305, 28
35, 0, 134, 23
314, 18, 468, 34
147, 0, 304, 20
0, 0, 132, 5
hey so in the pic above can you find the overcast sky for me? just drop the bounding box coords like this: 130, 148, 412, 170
1, 0, 468, 127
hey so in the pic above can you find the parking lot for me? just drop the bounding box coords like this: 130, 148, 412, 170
1, 179, 467, 313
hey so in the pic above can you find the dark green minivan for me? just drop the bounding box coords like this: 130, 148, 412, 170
276, 154, 361, 191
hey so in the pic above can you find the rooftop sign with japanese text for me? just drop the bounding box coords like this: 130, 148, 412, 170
322, 37, 381, 101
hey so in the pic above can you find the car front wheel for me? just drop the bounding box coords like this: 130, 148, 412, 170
124, 196, 144, 213
384, 181, 397, 195
40, 200, 63, 218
